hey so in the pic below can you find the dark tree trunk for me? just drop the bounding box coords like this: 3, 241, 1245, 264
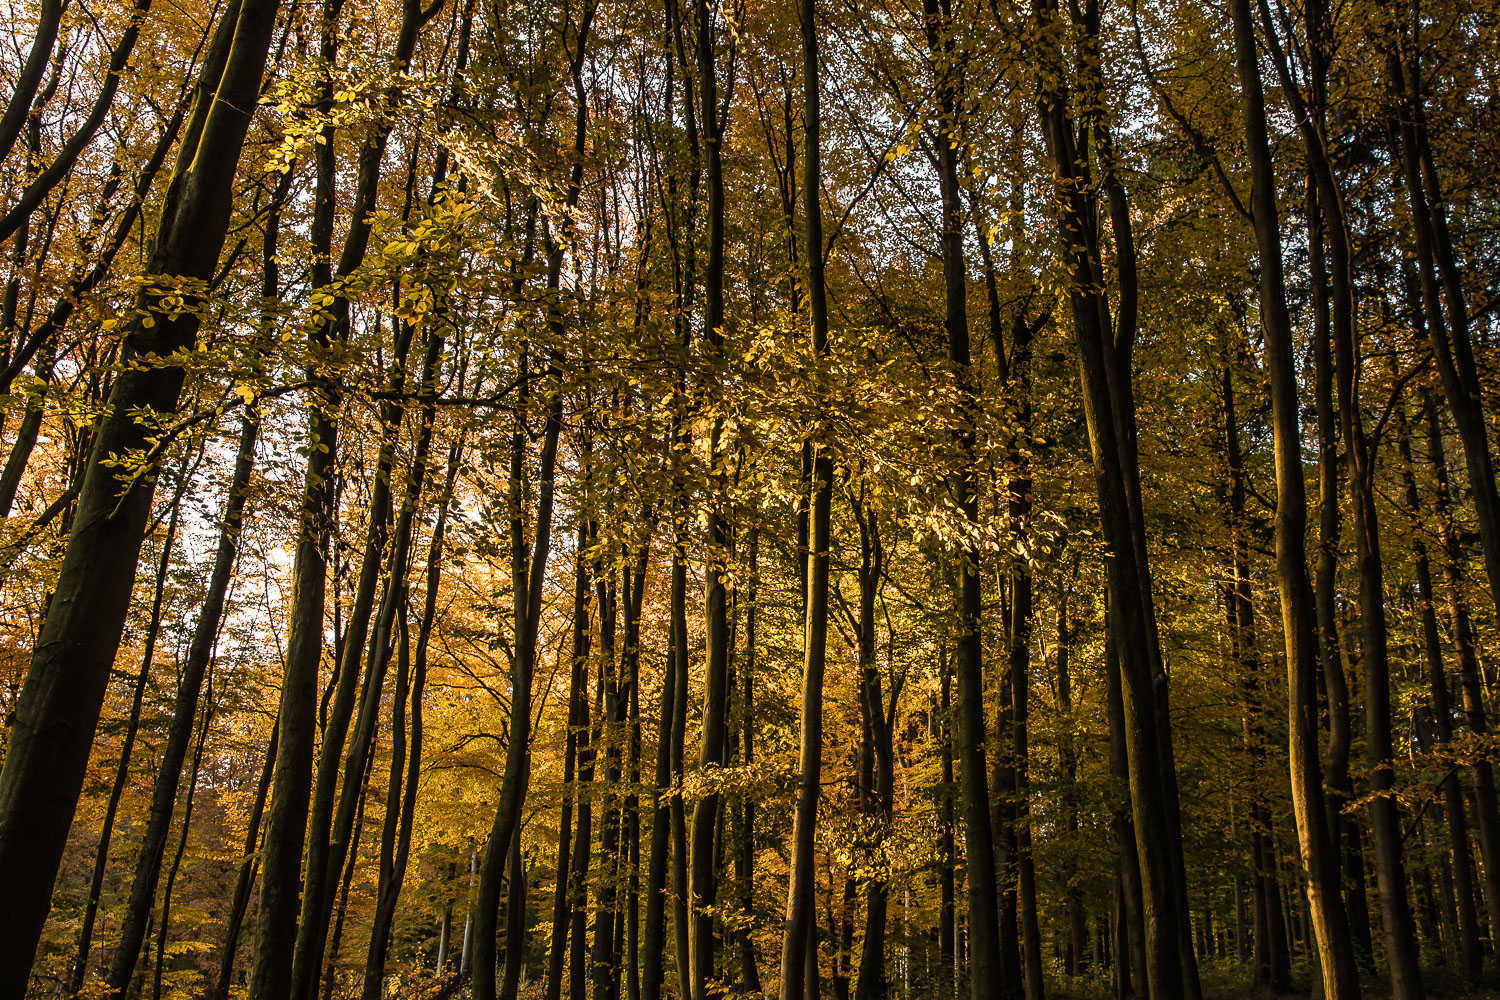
920, 6, 1004, 998
68, 482, 186, 997
688, 0, 731, 987
551, 526, 591, 1000
1032, 2, 1195, 991
1104, 630, 1148, 1000
780, 0, 834, 992
852, 499, 893, 1000
0, 0, 279, 981
502, 832, 529, 1000
1227, 2, 1361, 994
214, 719, 278, 999
1425, 393, 1500, 949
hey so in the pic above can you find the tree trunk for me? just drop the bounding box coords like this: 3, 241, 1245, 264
1227, 2, 1361, 994
473, 379, 563, 1000
920, 6, 1004, 998
108, 401, 261, 999
551, 527, 591, 1000
1426, 393, 1500, 952
214, 719, 278, 999
0, 0, 279, 981
780, 0, 834, 992
68, 481, 186, 997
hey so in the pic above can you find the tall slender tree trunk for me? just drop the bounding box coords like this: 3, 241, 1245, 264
1104, 629, 1148, 1000
473, 377, 564, 1000
689, 0, 731, 987
780, 0, 834, 992
68, 474, 188, 997
1425, 393, 1500, 952
920, 7, 1004, 998
551, 528, 591, 1000
1228, 3, 1361, 994
1032, 2, 1195, 991
214, 719, 278, 999
502, 830, 529, 1000
108, 391, 263, 999
0, 0, 279, 981
852, 499, 892, 1000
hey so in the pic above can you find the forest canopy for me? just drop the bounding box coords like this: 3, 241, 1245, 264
0, 0, 1497, 997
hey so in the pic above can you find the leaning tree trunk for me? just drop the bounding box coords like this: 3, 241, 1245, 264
0, 0, 280, 982
106, 400, 260, 998
67, 457, 192, 996
1425, 392, 1500, 948
1228, 1, 1361, 994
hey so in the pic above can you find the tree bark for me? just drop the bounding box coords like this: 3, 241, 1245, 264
0, 0, 279, 980
551, 526, 591, 1000
920, 7, 1005, 998
69, 475, 187, 996
213, 719, 278, 999
1227, 2, 1361, 994
780, 0, 834, 991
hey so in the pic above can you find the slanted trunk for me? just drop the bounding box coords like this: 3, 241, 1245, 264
214, 720, 278, 999
106, 406, 259, 998
1425, 393, 1500, 950
1227, 2, 1361, 994
0, 0, 279, 981
68, 479, 187, 997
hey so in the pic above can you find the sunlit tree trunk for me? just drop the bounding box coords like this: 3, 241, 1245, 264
1227, 2, 1361, 993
